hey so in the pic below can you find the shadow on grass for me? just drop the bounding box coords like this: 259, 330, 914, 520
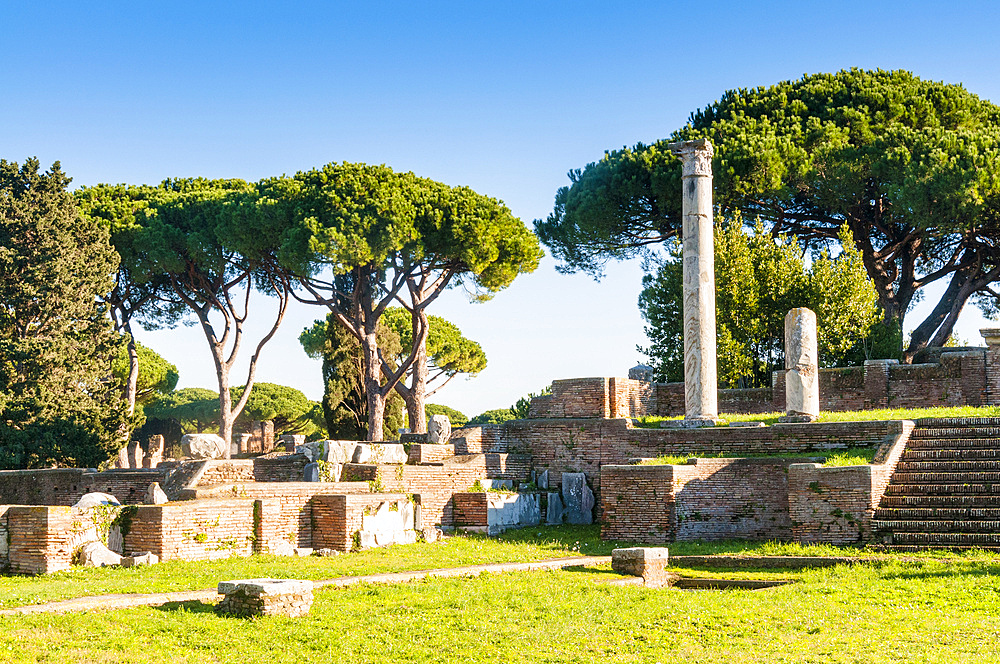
153, 600, 217, 614
559, 565, 620, 576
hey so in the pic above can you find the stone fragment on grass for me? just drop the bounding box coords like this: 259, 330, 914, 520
561, 473, 595, 525
217, 579, 314, 618
611, 547, 676, 588
123, 552, 159, 567
546, 492, 564, 525
79, 541, 122, 568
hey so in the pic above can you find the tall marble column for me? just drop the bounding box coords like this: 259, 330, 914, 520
668, 138, 718, 422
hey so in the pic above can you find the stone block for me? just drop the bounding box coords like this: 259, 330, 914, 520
400, 433, 429, 445
145, 482, 169, 505
279, 434, 306, 452
182, 433, 227, 459
216, 579, 314, 618
611, 547, 675, 588
79, 541, 122, 568
127, 441, 144, 469
537, 470, 549, 490
561, 473, 595, 525
352, 443, 407, 464
303, 462, 320, 482
123, 552, 159, 567
73, 493, 121, 509
427, 415, 451, 444
546, 492, 563, 525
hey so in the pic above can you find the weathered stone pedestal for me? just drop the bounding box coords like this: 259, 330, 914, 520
611, 547, 676, 588
780, 307, 820, 422
216, 579, 314, 618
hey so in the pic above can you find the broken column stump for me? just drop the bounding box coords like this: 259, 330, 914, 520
611, 547, 677, 588
216, 579, 314, 618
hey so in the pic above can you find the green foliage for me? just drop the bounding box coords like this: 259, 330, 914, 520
540, 69, 1000, 358
111, 342, 178, 407
467, 409, 518, 426
511, 386, 551, 419
302, 314, 404, 440
0, 159, 130, 469
639, 221, 879, 387
381, 307, 487, 388
143, 388, 220, 434
230, 382, 325, 438
424, 403, 468, 428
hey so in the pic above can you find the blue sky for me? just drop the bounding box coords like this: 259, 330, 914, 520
4, 1, 1000, 416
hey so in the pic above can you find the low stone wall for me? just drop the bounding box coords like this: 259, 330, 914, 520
0, 468, 167, 506
502, 417, 895, 505
788, 420, 913, 544
4, 505, 99, 574
530, 354, 995, 420
123, 499, 256, 562
451, 425, 505, 454
311, 493, 408, 552
452, 492, 542, 534
600, 458, 795, 544
407, 444, 455, 464
198, 461, 256, 486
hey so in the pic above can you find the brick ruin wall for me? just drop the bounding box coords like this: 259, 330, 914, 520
0, 469, 167, 507
601, 459, 796, 543
311, 493, 408, 552
531, 351, 995, 420
600, 421, 912, 545
342, 453, 531, 528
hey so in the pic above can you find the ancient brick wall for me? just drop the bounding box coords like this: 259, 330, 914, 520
600, 459, 794, 544
600, 466, 674, 543
312, 493, 407, 552
788, 421, 912, 544
502, 417, 895, 505
0, 469, 167, 506
123, 500, 255, 561
253, 454, 308, 482
197, 461, 256, 486
451, 425, 505, 454
5, 506, 97, 574
407, 444, 455, 464
528, 378, 611, 418
452, 492, 489, 527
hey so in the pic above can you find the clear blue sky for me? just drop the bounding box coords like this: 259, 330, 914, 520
4, 1, 1000, 416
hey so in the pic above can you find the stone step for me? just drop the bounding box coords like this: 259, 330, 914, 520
884, 483, 1000, 496
902, 449, 1000, 460
905, 437, 1000, 450
877, 544, 1000, 552
896, 460, 1000, 472
872, 519, 1000, 533
880, 494, 1000, 508
873, 507, 1000, 520
913, 418, 1000, 429
910, 428, 1000, 440
890, 471, 1000, 484
886, 531, 1000, 546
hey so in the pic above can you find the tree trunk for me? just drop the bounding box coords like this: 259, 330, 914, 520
903, 256, 979, 363
123, 320, 140, 417
361, 327, 385, 441
216, 362, 233, 459
406, 308, 430, 433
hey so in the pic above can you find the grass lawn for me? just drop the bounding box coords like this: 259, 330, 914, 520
640, 448, 877, 467
3, 548, 1000, 663
633, 404, 1000, 428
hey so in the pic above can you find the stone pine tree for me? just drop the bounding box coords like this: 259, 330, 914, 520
273, 163, 541, 441
77, 184, 186, 419
90, 178, 294, 453
538, 69, 1000, 361
0, 159, 130, 469
299, 313, 404, 440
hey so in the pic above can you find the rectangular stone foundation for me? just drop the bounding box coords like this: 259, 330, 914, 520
611, 547, 674, 587
216, 579, 314, 618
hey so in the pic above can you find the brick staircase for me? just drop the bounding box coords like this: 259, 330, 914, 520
873, 418, 1000, 550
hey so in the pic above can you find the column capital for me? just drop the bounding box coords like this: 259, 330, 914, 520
667, 138, 714, 177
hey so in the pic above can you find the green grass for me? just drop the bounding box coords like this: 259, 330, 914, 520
634, 404, 1000, 428
4, 555, 1000, 662
640, 447, 877, 467
2, 526, 993, 611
